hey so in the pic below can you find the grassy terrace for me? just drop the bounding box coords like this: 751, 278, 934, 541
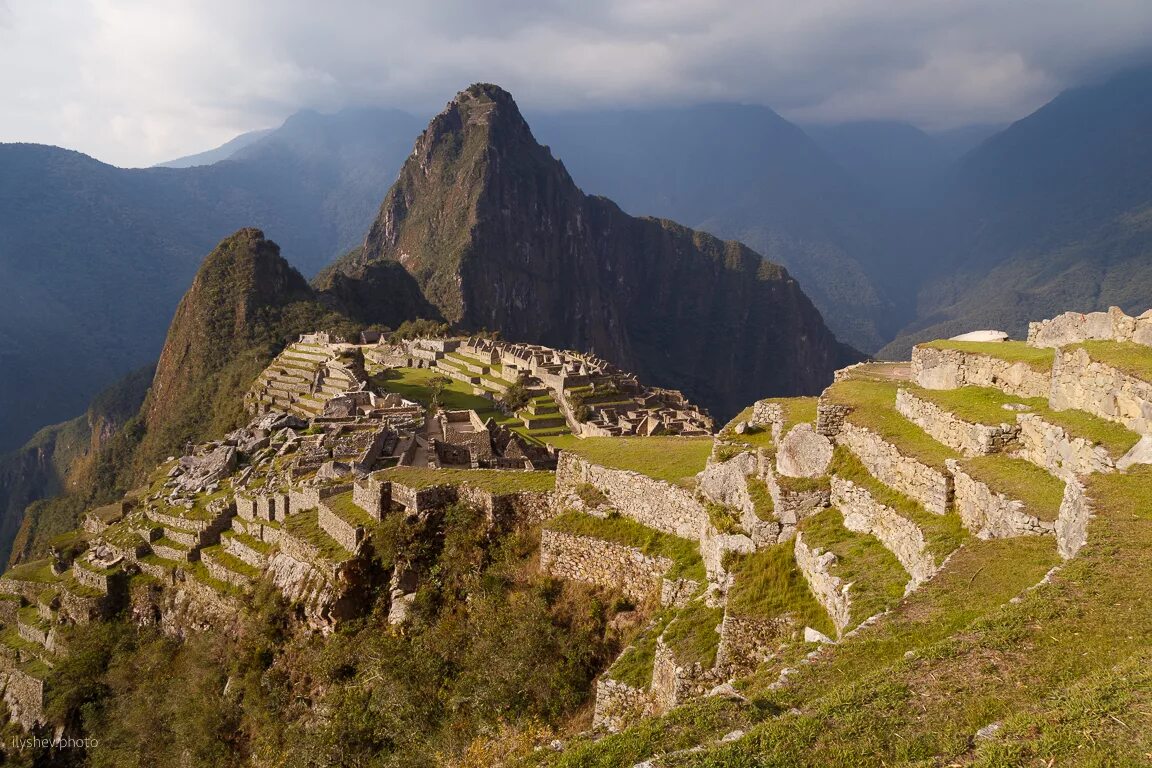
746, 477, 774, 521
374, 366, 534, 434
283, 510, 352, 562
4, 560, 60, 585
201, 545, 262, 579
663, 600, 725, 668
825, 378, 961, 470
725, 543, 835, 638
960, 454, 1067, 521
907, 384, 1141, 457
379, 466, 555, 494
324, 491, 375, 527
919, 339, 1055, 371
546, 511, 705, 583
1073, 339, 1152, 383
800, 508, 908, 626
544, 435, 713, 487
830, 447, 968, 558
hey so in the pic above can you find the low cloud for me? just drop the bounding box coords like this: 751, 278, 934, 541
2, 0, 1152, 165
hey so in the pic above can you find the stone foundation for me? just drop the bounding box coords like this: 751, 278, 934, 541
947, 460, 1056, 539
838, 423, 952, 515
830, 476, 939, 588
714, 612, 795, 675
592, 677, 654, 732
1050, 346, 1152, 435
895, 388, 1019, 457
912, 345, 1051, 399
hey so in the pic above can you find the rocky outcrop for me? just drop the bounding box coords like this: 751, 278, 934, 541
776, 424, 833, 478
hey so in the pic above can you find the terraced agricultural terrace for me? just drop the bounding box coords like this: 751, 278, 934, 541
6, 307, 1152, 766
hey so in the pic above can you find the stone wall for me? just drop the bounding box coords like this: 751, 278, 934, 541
1028, 306, 1152, 348
1056, 478, 1092, 560
650, 636, 725, 712
353, 476, 390, 520
592, 677, 654, 732
838, 422, 952, 515
750, 400, 784, 438
556, 453, 708, 542
895, 388, 1019, 457
58, 587, 105, 624
1050, 347, 1152, 435
830, 476, 938, 588
72, 564, 112, 594
816, 401, 852, 438
222, 535, 269, 570
714, 612, 795, 675
202, 552, 252, 588
457, 485, 555, 529
912, 345, 1051, 399
389, 482, 459, 515
947, 460, 1056, 539
539, 529, 672, 603
1016, 413, 1114, 479
793, 533, 851, 637
2, 668, 44, 730
318, 503, 364, 553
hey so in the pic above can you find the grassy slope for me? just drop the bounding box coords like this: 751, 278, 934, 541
544, 436, 713, 487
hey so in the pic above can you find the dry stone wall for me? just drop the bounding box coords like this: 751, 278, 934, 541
947, 460, 1056, 539
913, 346, 1051, 400
830, 476, 939, 588
714, 612, 794, 676
1050, 347, 1152, 435
539, 529, 674, 603
556, 453, 708, 541
838, 422, 952, 515
895, 389, 1018, 457
1016, 413, 1114, 479
1056, 479, 1091, 559
793, 533, 852, 637
318, 503, 363, 553
650, 636, 724, 712
1028, 306, 1152, 348
592, 677, 654, 732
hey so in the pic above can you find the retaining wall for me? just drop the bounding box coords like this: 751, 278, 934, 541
830, 476, 939, 588
912, 345, 1051, 399
895, 389, 1018, 457
838, 422, 952, 515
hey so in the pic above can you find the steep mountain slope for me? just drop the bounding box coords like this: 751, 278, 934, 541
331, 84, 860, 422
529, 106, 904, 351
0, 109, 421, 453
883, 67, 1152, 355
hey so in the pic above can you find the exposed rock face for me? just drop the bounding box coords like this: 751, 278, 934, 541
775, 424, 833, 478
331, 84, 860, 421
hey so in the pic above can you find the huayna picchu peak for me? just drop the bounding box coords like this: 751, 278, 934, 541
325, 84, 861, 423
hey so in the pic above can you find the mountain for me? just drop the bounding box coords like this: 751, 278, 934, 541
0, 108, 422, 454
154, 128, 273, 168
328, 84, 860, 422
528, 106, 905, 352
801, 121, 951, 209
882, 66, 1152, 355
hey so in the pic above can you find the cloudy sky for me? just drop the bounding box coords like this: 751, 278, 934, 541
2, 0, 1151, 167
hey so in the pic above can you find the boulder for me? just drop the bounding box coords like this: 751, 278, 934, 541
1118, 435, 1152, 471
949, 330, 1008, 342
776, 423, 833, 478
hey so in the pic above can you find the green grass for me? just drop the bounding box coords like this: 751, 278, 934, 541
4, 560, 60, 585
746, 477, 774, 521
800, 508, 909, 625
830, 447, 968, 558
920, 339, 1055, 371
662, 601, 724, 668
607, 611, 675, 688
1042, 407, 1142, 457
282, 510, 352, 563
546, 511, 705, 583
960, 454, 1067, 521
323, 491, 375, 527
725, 543, 836, 637
825, 378, 961, 470
905, 384, 1041, 426
908, 384, 1141, 457
379, 466, 555, 494
376, 366, 511, 422
201, 545, 262, 580
544, 435, 713, 487
1074, 340, 1152, 383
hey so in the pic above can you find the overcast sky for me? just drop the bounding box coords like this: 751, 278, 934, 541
2, 0, 1151, 167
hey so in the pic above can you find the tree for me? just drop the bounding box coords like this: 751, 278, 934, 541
427, 375, 453, 411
